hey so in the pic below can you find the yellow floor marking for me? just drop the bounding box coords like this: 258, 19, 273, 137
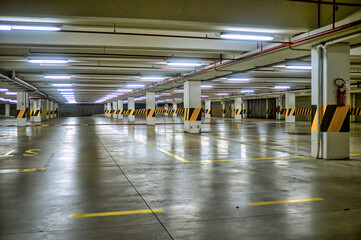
70, 208, 164, 218
135, 138, 190, 163
350, 153, 361, 156
190, 155, 311, 163
53, 148, 59, 153
17, 168, 46, 173
249, 197, 324, 206
0, 150, 15, 157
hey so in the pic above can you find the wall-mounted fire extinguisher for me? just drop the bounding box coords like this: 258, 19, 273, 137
334, 78, 346, 106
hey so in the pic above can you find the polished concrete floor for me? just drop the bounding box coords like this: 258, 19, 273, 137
1, 116, 361, 239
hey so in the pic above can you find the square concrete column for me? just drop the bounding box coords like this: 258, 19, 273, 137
234, 98, 243, 121
29, 99, 34, 121
106, 102, 111, 117
276, 97, 285, 120
5, 103, 10, 117
243, 101, 248, 119
112, 101, 118, 118
285, 93, 295, 123
265, 99, 269, 119
16, 91, 28, 126
146, 92, 156, 125
34, 99, 42, 123
45, 100, 50, 120
117, 100, 124, 119
351, 94, 356, 122
205, 100, 211, 119
164, 104, 169, 116
128, 97, 135, 122
184, 81, 201, 133
221, 101, 226, 117
311, 43, 350, 159
50, 101, 54, 119
55, 103, 59, 117
172, 103, 177, 117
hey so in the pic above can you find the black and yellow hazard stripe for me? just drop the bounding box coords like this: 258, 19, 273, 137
16, 109, 27, 119
311, 105, 350, 132
128, 109, 135, 116
184, 108, 202, 121
350, 108, 361, 116
118, 110, 123, 115
33, 110, 41, 116
147, 109, 155, 118
266, 109, 273, 115
285, 108, 295, 116
204, 109, 211, 114
234, 109, 244, 115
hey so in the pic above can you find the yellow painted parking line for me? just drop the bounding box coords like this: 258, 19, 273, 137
135, 138, 190, 163
350, 153, 361, 156
0, 149, 15, 157
70, 208, 164, 218
190, 155, 311, 163
16, 168, 46, 173
249, 197, 324, 206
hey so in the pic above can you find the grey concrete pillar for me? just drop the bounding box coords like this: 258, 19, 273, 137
164, 104, 169, 116
285, 93, 295, 123
172, 103, 177, 117
234, 98, 243, 121
112, 101, 118, 118
205, 100, 211, 119
117, 100, 124, 119
146, 92, 156, 125
16, 91, 28, 126
5, 103, 10, 117
184, 81, 201, 133
128, 97, 135, 122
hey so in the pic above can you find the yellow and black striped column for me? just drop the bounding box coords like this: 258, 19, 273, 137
146, 92, 156, 125
16, 91, 28, 126
184, 81, 201, 133
127, 98, 135, 122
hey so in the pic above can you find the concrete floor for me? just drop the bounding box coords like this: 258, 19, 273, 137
1, 116, 361, 239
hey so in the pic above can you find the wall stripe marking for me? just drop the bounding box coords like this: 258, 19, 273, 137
248, 197, 324, 206
70, 208, 164, 218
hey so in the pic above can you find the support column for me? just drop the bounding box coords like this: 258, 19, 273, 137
234, 98, 243, 121
112, 101, 118, 118
55, 103, 59, 117
45, 100, 50, 120
34, 99, 42, 123
106, 102, 111, 117
276, 97, 285, 120
5, 103, 10, 117
128, 97, 135, 122
205, 100, 211, 119
221, 101, 226, 117
311, 44, 350, 159
351, 94, 356, 122
265, 99, 269, 119
146, 92, 156, 125
16, 91, 28, 126
117, 100, 124, 119
243, 101, 248, 119
29, 99, 34, 121
50, 101, 54, 119
172, 103, 177, 117
164, 104, 169, 116
285, 93, 295, 123
184, 81, 201, 133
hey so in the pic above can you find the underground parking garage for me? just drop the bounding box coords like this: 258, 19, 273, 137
1, 1, 361, 239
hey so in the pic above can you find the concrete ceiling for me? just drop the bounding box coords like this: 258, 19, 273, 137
0, 1, 360, 104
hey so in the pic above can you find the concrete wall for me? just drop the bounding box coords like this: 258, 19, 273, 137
356, 93, 361, 123
59, 103, 105, 117
0, 104, 17, 116
296, 96, 311, 122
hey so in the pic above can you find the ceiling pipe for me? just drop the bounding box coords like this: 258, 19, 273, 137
0, 72, 61, 103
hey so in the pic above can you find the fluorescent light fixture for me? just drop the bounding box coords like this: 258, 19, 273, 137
117, 89, 132, 92
173, 89, 184, 92
226, 27, 279, 34
217, 93, 229, 96
174, 98, 182, 101
11, 25, 61, 31
0, 88, 8, 92
126, 84, 145, 88
160, 93, 171, 95
58, 88, 73, 92
5, 92, 17, 95
227, 78, 250, 81
155, 95, 160, 97
285, 65, 312, 70
0, 25, 11, 31
241, 90, 254, 93
167, 61, 202, 67
30, 59, 68, 64
44, 75, 71, 79
52, 83, 72, 87
274, 86, 290, 89
201, 85, 213, 88
140, 76, 165, 80
221, 33, 274, 41
201, 95, 209, 98
164, 99, 173, 101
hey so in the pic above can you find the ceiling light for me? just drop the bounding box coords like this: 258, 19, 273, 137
160, 93, 171, 95
126, 84, 145, 88
201, 95, 209, 98
173, 89, 184, 92
30, 59, 68, 64
5, 92, 17, 95
52, 83, 72, 87
226, 27, 279, 34
58, 89, 73, 92
274, 86, 290, 89
11, 25, 61, 31
167, 61, 202, 67
221, 33, 274, 41
44, 75, 71, 79
117, 89, 132, 92
241, 90, 254, 93
0, 25, 11, 31
285, 65, 312, 70
140, 76, 165, 80
0, 88, 8, 92
174, 98, 182, 101
201, 85, 213, 88
227, 78, 250, 81
217, 93, 229, 96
